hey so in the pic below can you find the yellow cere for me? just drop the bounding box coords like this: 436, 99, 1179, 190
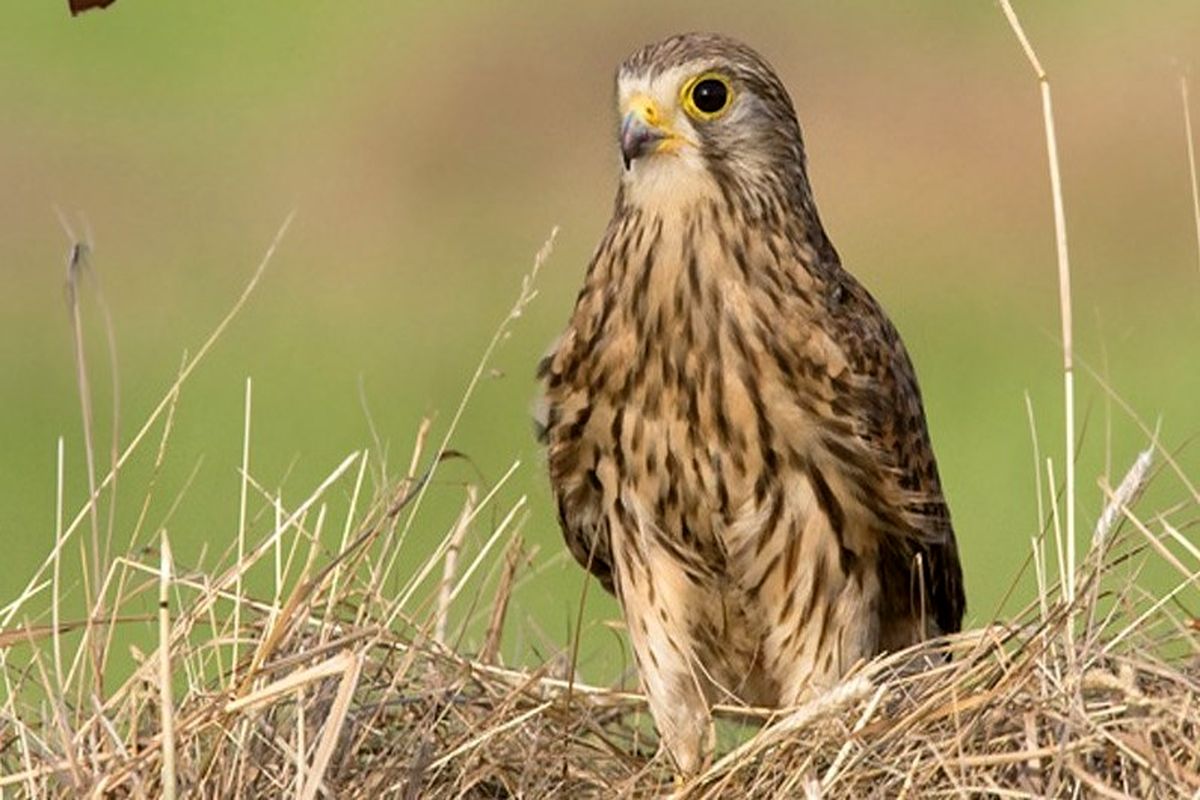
624, 93, 692, 155
626, 94, 663, 128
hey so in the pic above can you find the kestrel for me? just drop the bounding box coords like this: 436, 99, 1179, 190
538, 32, 964, 774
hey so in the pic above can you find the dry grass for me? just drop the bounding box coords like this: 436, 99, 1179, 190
4, 6, 1200, 798
1, 221, 1197, 800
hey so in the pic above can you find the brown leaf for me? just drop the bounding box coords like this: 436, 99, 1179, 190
69, 0, 117, 16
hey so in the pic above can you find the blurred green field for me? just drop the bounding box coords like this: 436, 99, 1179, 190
1, 1, 1198, 683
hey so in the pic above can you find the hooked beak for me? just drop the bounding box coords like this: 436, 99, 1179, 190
620, 95, 673, 170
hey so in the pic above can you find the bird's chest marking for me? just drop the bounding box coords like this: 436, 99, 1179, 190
566, 216, 820, 545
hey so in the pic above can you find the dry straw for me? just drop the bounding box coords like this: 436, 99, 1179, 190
2, 5, 1199, 798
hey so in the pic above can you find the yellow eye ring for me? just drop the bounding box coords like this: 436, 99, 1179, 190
681, 72, 734, 121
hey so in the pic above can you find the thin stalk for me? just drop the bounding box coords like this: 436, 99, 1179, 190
998, 0, 1076, 603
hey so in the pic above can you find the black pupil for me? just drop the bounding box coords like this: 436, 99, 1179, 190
692, 79, 728, 114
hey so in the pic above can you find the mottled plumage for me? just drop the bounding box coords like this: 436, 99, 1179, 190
538, 33, 964, 774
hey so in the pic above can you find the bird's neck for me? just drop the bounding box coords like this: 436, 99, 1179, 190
616, 161, 837, 275
577, 191, 829, 365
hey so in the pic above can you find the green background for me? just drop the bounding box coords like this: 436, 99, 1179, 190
2, 1, 1198, 683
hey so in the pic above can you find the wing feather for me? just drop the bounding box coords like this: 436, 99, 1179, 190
816, 271, 966, 635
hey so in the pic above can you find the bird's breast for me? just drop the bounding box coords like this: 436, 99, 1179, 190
545, 199, 838, 578
582, 240, 794, 526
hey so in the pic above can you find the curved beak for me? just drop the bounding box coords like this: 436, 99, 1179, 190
620, 95, 672, 170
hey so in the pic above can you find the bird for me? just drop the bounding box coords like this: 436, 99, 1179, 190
536, 32, 965, 775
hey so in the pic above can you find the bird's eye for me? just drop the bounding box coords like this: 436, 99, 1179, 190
682, 73, 733, 120
692, 79, 728, 113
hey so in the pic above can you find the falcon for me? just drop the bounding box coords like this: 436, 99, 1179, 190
537, 32, 965, 774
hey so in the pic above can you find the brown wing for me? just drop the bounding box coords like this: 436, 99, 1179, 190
536, 335, 618, 595
819, 271, 966, 636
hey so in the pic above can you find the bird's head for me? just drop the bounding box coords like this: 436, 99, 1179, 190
614, 33, 811, 212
